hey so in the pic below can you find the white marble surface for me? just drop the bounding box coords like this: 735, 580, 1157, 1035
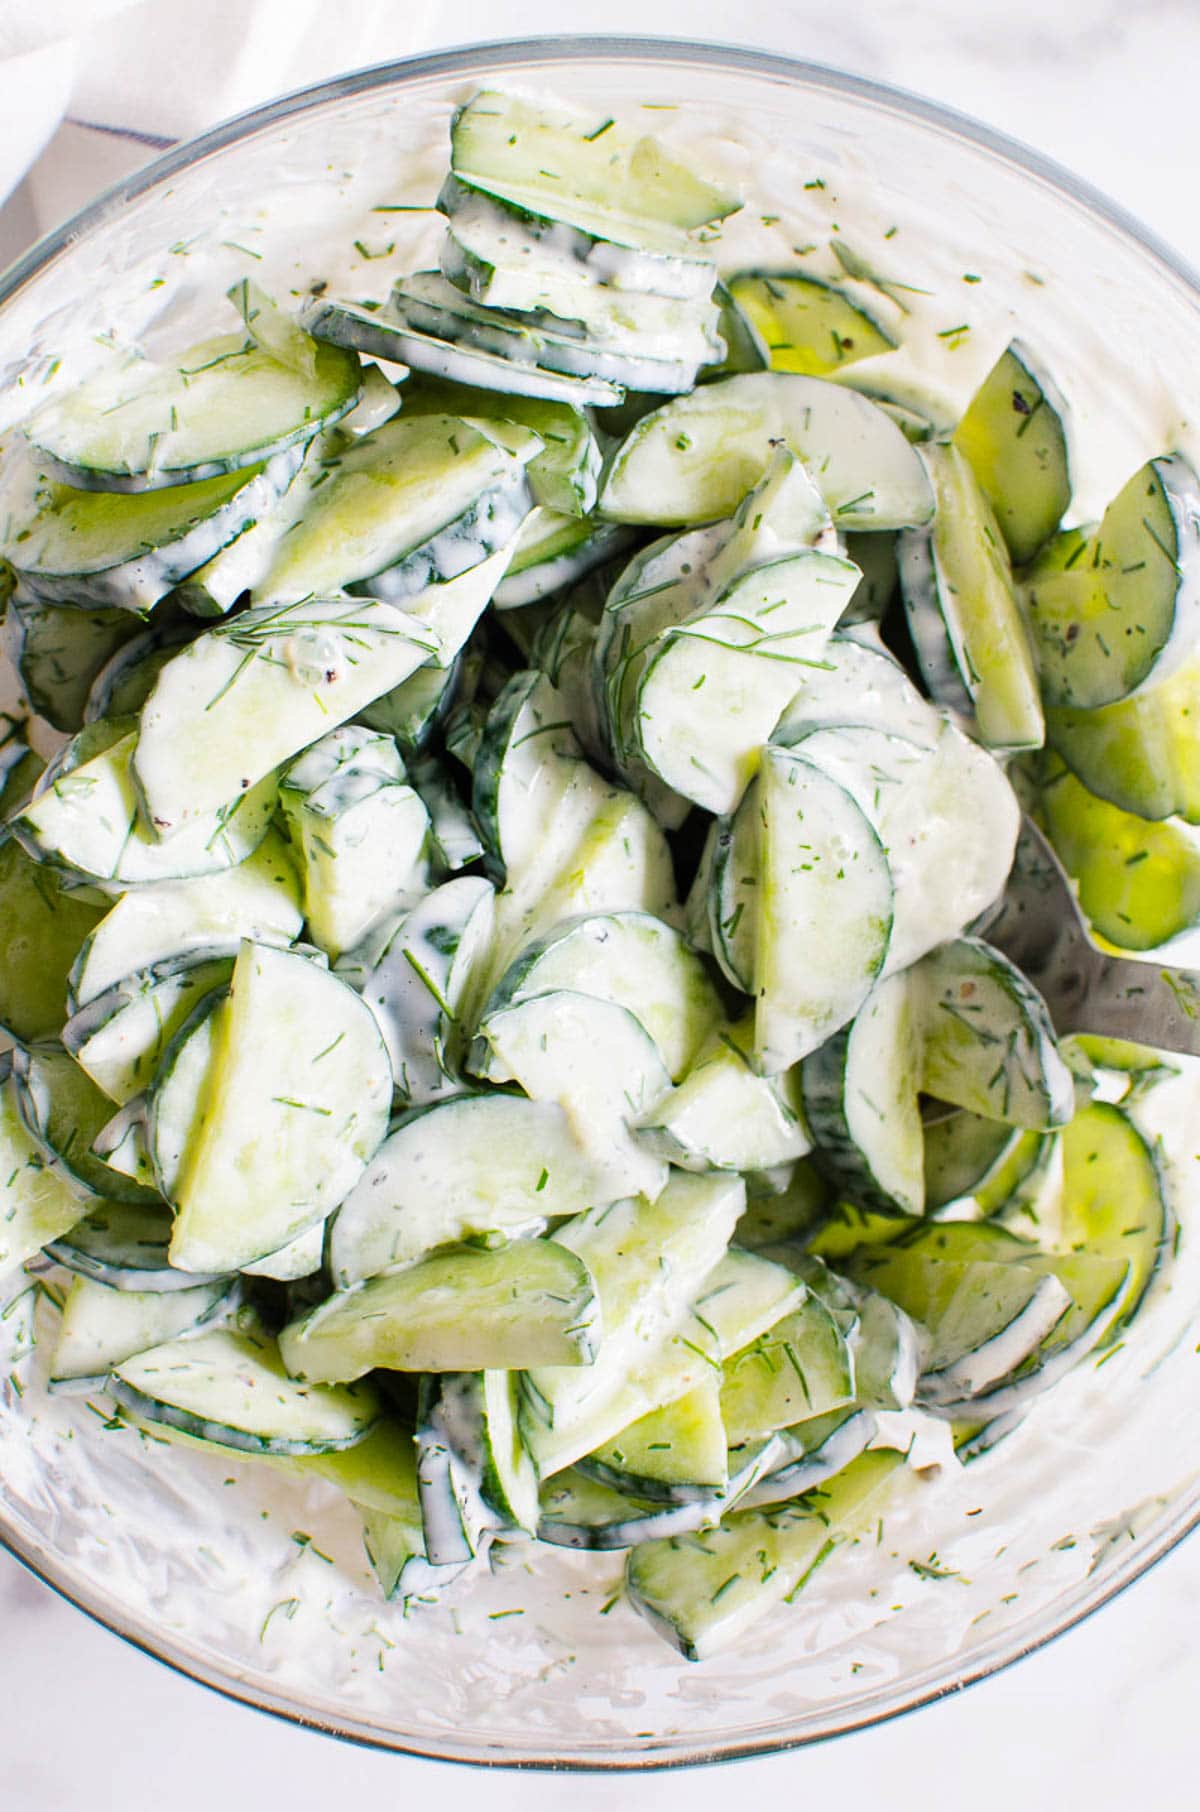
3, 1, 1200, 1804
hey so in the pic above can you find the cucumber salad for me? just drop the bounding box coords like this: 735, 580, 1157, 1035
0, 86, 1190, 1668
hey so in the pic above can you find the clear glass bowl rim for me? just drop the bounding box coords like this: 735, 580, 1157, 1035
2, 30, 1199, 1773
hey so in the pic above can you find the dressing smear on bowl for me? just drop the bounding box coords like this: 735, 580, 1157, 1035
0, 64, 1199, 1761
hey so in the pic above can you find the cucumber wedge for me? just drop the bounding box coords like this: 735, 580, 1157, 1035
1024, 454, 1200, 707
0, 837, 105, 1040
166, 941, 391, 1274
724, 271, 895, 375
16, 728, 279, 890
110, 1317, 379, 1454
328, 1093, 623, 1286
14, 1044, 161, 1207
952, 340, 1070, 564
923, 1111, 1051, 1216
753, 745, 894, 1073
1044, 1100, 1170, 1332
636, 1014, 812, 1174
625, 1450, 904, 1661
0, 1064, 87, 1272
44, 1198, 221, 1291
133, 597, 437, 832
720, 1296, 856, 1446
1045, 651, 1200, 824
493, 507, 635, 607
448, 90, 741, 246
50, 1272, 234, 1388
26, 332, 360, 491
280, 1237, 598, 1381
67, 826, 303, 1006
579, 1376, 729, 1504
599, 373, 935, 530
740, 1406, 879, 1508
537, 1468, 729, 1550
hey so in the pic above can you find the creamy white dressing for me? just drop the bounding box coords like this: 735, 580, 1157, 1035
1, 67, 1200, 1755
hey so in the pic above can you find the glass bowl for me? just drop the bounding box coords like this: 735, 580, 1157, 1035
2, 35, 1200, 1770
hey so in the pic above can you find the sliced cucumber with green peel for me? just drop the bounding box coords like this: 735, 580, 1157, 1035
164, 941, 390, 1274
398, 376, 601, 516
625, 1449, 904, 1661
5, 448, 303, 613
6, 593, 143, 732
848, 1286, 920, 1410
484, 910, 720, 1082
280, 1237, 598, 1381
740, 1406, 879, 1508
14, 1044, 161, 1207
279, 724, 430, 961
335, 875, 494, 1105
328, 1092, 621, 1285
1045, 652, 1200, 824
44, 1198, 220, 1291
357, 1499, 465, 1606
0, 1064, 88, 1272
493, 507, 635, 608
898, 442, 1044, 751
537, 1467, 729, 1550
301, 296, 623, 407
133, 597, 437, 833
448, 89, 741, 248
923, 1110, 1051, 1216
1038, 753, 1200, 951
67, 827, 303, 1007
753, 745, 894, 1072
1024, 454, 1200, 707
1045, 1101, 1169, 1333
50, 1271, 234, 1389
16, 727, 279, 890
720, 1295, 856, 1446
427, 1369, 540, 1532
578, 1377, 729, 1505
599, 373, 935, 530
0, 837, 105, 1040
26, 331, 359, 492
952, 340, 1070, 564
636, 1013, 812, 1174
724, 272, 895, 376
915, 937, 1075, 1129
110, 1316, 379, 1454
770, 627, 940, 751
801, 969, 925, 1215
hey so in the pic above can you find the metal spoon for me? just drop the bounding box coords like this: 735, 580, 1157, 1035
984, 817, 1200, 1056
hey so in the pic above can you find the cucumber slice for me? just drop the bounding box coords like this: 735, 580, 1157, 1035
636, 1014, 812, 1173
791, 718, 1021, 975
899, 443, 1044, 751
1045, 652, 1200, 824
166, 941, 391, 1274
26, 332, 359, 491
398, 376, 601, 517
1038, 754, 1200, 951
0, 837, 105, 1040
523, 1172, 743, 1439
840, 533, 899, 624
44, 1198, 222, 1291
1044, 1100, 1169, 1332
335, 875, 494, 1105
1024, 455, 1200, 706
448, 90, 740, 246
14, 1044, 160, 1207
493, 508, 635, 608
720, 1295, 856, 1446
16, 728, 279, 890
240, 1221, 326, 1281
705, 280, 769, 379
915, 937, 1075, 1129
735, 1164, 831, 1250
281, 1237, 598, 1381
83, 621, 192, 719
801, 969, 925, 1215
5, 448, 303, 613
579, 1377, 729, 1504
279, 725, 430, 961
599, 373, 935, 530
848, 1287, 921, 1410
141, 990, 223, 1203
63, 952, 230, 1105
537, 1468, 727, 1551
357, 1500, 465, 1606
301, 296, 623, 407
68, 826, 303, 1006
6, 593, 143, 732
484, 910, 721, 1084
0, 739, 45, 818
92, 1097, 158, 1195
50, 1272, 234, 1389
753, 745, 895, 1072
440, 180, 717, 302
431, 1370, 540, 1533
739, 1406, 879, 1508
390, 272, 716, 394
952, 340, 1071, 564
924, 1111, 1051, 1216
133, 597, 437, 833
0, 1064, 87, 1271
110, 1317, 378, 1454
770, 627, 941, 750
625, 1449, 904, 1661
328, 1092, 622, 1285
724, 272, 895, 375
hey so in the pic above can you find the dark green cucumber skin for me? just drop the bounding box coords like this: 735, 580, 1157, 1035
800, 1029, 910, 1215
